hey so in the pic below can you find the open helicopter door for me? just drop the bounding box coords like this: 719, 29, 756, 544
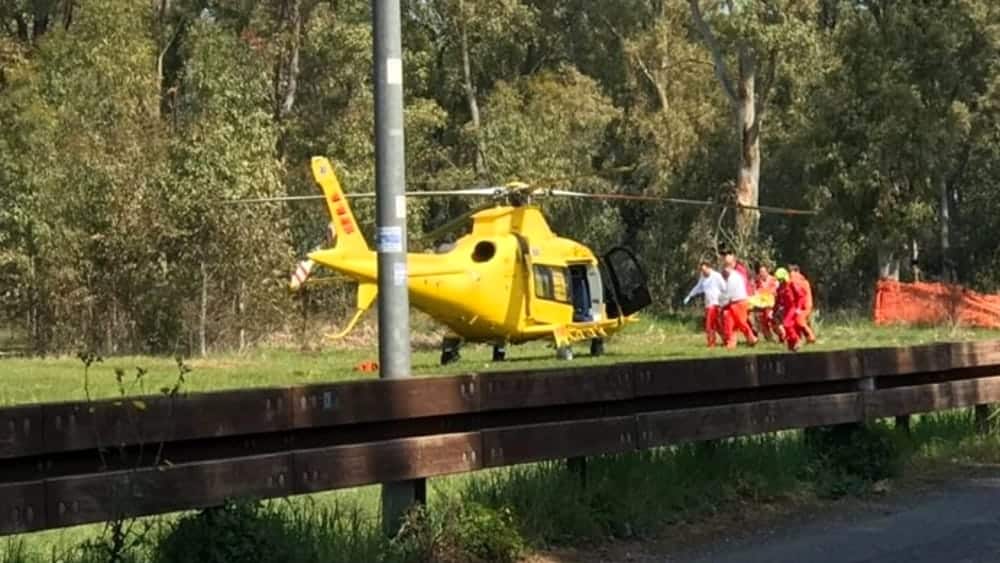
601, 247, 652, 318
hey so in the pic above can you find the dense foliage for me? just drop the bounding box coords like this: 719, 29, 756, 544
1, 0, 998, 354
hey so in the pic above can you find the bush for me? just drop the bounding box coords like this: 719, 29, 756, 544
386, 505, 437, 563
447, 503, 524, 563
385, 501, 525, 563
154, 501, 300, 563
804, 423, 904, 497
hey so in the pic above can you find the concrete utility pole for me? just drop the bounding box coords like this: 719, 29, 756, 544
372, 0, 424, 535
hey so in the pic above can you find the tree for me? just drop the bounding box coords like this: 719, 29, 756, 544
168, 18, 292, 355
688, 0, 818, 242
800, 1, 998, 296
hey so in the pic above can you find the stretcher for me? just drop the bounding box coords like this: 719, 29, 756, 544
748, 293, 775, 311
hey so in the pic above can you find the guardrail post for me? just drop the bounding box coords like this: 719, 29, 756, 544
975, 405, 995, 434
895, 415, 911, 435
567, 456, 587, 487
857, 376, 875, 393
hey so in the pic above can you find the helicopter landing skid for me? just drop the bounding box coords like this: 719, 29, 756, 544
492, 345, 507, 362
440, 337, 462, 366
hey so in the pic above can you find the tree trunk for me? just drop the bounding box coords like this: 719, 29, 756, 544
157, 0, 171, 100
237, 280, 246, 352
31, 1, 51, 40
458, 0, 487, 177
199, 261, 208, 358
735, 47, 760, 240
63, 0, 74, 30
939, 177, 953, 283
105, 300, 115, 355
277, 0, 302, 121
819, 0, 839, 30
688, 1, 763, 242
14, 12, 29, 42
633, 55, 669, 113
878, 244, 901, 281
910, 239, 921, 282
28, 253, 37, 351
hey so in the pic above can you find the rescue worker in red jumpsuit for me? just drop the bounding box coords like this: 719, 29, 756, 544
722, 250, 758, 339
754, 265, 781, 342
722, 265, 758, 348
721, 250, 755, 297
789, 264, 817, 344
775, 268, 806, 351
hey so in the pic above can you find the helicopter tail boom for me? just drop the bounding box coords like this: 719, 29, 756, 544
311, 156, 369, 254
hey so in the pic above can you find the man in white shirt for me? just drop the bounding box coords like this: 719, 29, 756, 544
684, 261, 726, 347
722, 265, 758, 348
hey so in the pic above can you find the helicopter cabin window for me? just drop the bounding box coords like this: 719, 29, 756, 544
472, 241, 496, 263
533, 265, 569, 303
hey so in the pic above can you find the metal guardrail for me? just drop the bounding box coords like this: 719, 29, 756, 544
3, 341, 1000, 535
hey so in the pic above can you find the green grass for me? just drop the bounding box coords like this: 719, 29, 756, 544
8, 408, 1000, 563
0, 316, 995, 407
0, 319, 1000, 406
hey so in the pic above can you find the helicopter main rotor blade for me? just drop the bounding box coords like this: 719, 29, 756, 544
547, 190, 817, 216
222, 194, 327, 204
221, 188, 506, 205
344, 187, 507, 198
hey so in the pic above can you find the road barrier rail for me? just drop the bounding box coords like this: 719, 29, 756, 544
3, 340, 1000, 535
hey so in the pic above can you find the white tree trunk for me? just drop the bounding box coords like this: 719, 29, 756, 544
878, 245, 901, 281
688, 1, 764, 242
735, 48, 760, 240
939, 177, 953, 283
237, 279, 246, 352
279, 0, 301, 119
28, 253, 38, 350
458, 0, 487, 177
106, 300, 116, 355
199, 261, 208, 358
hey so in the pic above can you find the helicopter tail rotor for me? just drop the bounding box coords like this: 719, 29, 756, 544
289, 259, 316, 292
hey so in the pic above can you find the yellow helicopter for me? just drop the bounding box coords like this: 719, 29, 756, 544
241, 156, 814, 364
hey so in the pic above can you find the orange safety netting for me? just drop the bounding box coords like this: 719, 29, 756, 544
874, 280, 1000, 328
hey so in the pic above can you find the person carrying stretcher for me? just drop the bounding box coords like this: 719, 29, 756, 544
750, 264, 780, 342
774, 268, 806, 351
722, 265, 758, 348
684, 261, 727, 347
789, 265, 817, 344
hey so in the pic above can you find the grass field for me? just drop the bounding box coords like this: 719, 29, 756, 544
1, 316, 996, 407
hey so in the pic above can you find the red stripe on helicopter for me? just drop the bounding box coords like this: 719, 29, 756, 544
293, 267, 308, 284
290, 260, 314, 289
